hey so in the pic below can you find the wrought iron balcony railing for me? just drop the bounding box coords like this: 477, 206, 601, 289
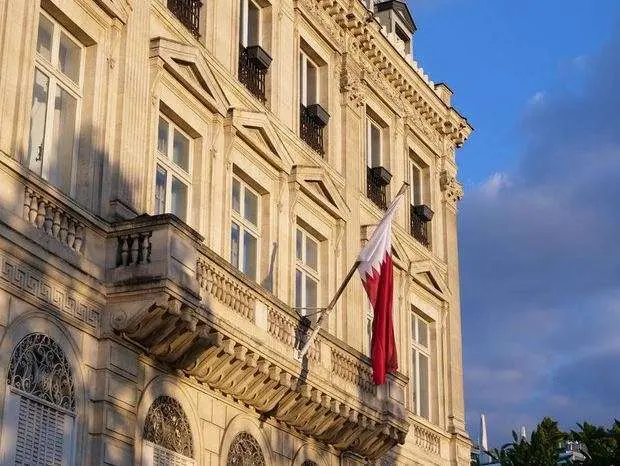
167, 0, 202, 37
300, 104, 329, 155
367, 166, 392, 210
238, 44, 272, 103
410, 204, 433, 247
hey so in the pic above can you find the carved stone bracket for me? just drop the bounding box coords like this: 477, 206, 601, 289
440, 171, 464, 204
113, 293, 408, 460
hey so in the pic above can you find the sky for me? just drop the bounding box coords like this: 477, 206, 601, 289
407, 0, 620, 447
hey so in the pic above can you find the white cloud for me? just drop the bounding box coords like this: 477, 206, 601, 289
527, 91, 546, 107
479, 172, 511, 197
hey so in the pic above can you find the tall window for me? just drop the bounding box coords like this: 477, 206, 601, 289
295, 227, 319, 313
27, 12, 83, 195
231, 177, 260, 281
239, 0, 261, 47
411, 309, 431, 419
410, 159, 423, 205
155, 115, 192, 222
143, 395, 194, 465
1, 333, 76, 465
299, 52, 318, 107
366, 116, 382, 168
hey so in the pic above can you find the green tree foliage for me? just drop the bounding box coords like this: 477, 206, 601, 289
471, 418, 620, 466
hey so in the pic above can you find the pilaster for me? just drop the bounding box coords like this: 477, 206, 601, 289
109, 1, 151, 218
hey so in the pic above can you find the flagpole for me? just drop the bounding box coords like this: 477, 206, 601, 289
296, 181, 409, 361
297, 260, 360, 359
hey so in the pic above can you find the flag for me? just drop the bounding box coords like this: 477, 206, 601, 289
358, 185, 407, 384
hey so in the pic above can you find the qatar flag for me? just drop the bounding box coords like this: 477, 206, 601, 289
358, 187, 406, 384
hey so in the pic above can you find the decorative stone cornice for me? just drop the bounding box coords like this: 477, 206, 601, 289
295, 0, 472, 149
440, 170, 464, 204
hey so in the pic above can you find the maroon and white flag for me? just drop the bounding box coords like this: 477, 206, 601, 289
358, 187, 406, 384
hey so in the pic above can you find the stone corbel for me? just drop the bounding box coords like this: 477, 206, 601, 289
440, 170, 464, 204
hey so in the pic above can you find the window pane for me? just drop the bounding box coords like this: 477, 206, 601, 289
172, 129, 190, 171
412, 351, 418, 411
232, 179, 241, 213
418, 319, 429, 347
58, 32, 81, 83
307, 62, 317, 105
50, 85, 77, 193
299, 55, 305, 105
419, 353, 429, 419
296, 229, 303, 260
36, 15, 53, 61
239, 0, 246, 44
247, 1, 260, 46
243, 231, 257, 280
157, 117, 168, 154
230, 222, 240, 268
370, 123, 381, 167
171, 177, 188, 221
155, 165, 167, 215
305, 236, 318, 271
243, 188, 258, 225
306, 276, 317, 310
295, 269, 303, 309
411, 164, 422, 205
28, 69, 49, 175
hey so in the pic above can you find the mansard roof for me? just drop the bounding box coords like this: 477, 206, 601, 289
375, 1, 417, 33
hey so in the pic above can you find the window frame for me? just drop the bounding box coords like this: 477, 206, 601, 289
295, 226, 320, 314
410, 309, 431, 420
299, 51, 319, 107
366, 115, 383, 168
28, 10, 85, 196
239, 0, 262, 48
410, 158, 424, 206
230, 176, 261, 281
154, 113, 193, 222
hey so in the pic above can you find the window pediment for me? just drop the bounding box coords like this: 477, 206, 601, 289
94, 0, 130, 23
411, 261, 448, 298
231, 109, 293, 170
150, 38, 229, 116
290, 166, 349, 220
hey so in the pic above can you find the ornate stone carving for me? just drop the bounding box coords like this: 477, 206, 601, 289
143, 395, 193, 457
0, 251, 101, 328
302, 461, 317, 466
227, 432, 265, 466
8, 333, 76, 411
440, 171, 464, 203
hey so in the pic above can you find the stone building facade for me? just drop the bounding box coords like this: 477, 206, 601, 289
0, 0, 472, 464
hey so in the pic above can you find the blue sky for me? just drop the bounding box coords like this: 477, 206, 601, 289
407, 0, 620, 446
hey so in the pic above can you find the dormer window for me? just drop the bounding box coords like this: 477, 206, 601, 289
374, 1, 417, 54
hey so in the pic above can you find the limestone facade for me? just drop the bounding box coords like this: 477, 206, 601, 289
0, 0, 472, 464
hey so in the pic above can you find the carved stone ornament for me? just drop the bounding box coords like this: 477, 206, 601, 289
143, 396, 193, 457
302, 461, 318, 466
7, 333, 76, 411
440, 171, 464, 203
227, 432, 266, 466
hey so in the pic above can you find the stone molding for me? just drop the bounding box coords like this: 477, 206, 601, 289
0, 251, 101, 330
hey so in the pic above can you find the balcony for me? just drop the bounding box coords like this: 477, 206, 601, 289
167, 0, 202, 37
105, 215, 409, 460
238, 44, 272, 103
300, 104, 329, 155
410, 204, 433, 247
367, 166, 392, 210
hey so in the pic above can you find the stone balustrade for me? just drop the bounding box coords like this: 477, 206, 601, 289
23, 186, 85, 253
413, 421, 441, 455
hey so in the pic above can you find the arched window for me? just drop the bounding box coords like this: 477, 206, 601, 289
1, 333, 76, 465
143, 395, 195, 465
227, 432, 266, 466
